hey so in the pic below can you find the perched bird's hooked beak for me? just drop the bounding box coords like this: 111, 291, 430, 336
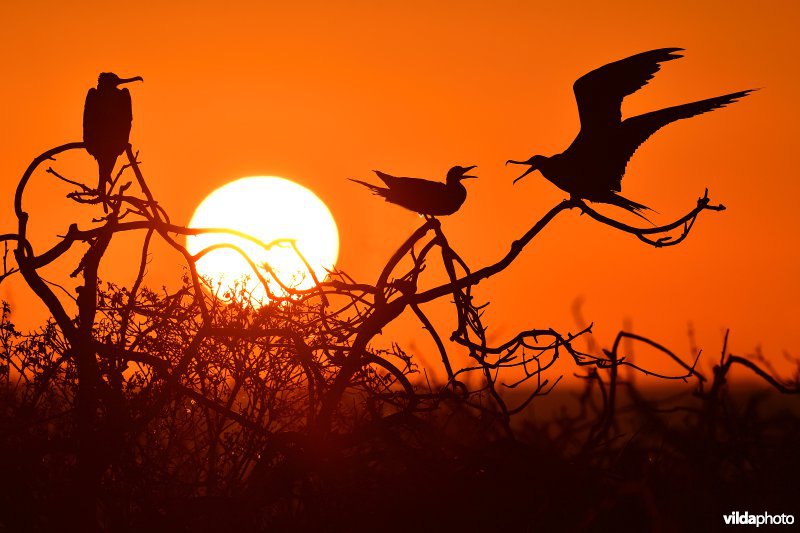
460, 165, 478, 179
506, 158, 537, 184
117, 76, 144, 85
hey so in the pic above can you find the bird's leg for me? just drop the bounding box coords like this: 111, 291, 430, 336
571, 195, 593, 216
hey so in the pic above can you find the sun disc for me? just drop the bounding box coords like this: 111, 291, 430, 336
186, 176, 339, 305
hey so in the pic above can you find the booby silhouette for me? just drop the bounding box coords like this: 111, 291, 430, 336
350, 165, 477, 216
506, 48, 753, 216
83, 72, 143, 201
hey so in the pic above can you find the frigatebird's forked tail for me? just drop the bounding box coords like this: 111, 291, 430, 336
604, 192, 654, 222
83, 72, 143, 209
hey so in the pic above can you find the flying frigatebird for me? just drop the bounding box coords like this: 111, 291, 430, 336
350, 165, 478, 217
83, 72, 143, 203
506, 48, 754, 216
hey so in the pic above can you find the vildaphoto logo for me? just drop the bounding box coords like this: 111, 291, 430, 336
723, 511, 795, 527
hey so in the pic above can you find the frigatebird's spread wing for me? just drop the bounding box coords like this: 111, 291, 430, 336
609, 89, 755, 189
572, 48, 684, 131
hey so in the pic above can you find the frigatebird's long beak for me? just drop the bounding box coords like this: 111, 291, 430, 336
506, 159, 536, 184
459, 165, 478, 179
118, 76, 144, 84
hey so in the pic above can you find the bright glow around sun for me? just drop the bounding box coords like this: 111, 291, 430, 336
186, 176, 339, 305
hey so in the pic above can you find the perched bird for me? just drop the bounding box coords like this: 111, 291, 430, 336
83, 72, 143, 200
350, 165, 478, 216
506, 48, 753, 216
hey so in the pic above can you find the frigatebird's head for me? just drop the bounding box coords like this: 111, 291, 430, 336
97, 72, 144, 89
446, 165, 478, 184
506, 155, 548, 184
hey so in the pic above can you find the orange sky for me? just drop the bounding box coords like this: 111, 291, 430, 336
2, 1, 799, 381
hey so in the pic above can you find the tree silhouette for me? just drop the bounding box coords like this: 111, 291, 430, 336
1, 117, 798, 530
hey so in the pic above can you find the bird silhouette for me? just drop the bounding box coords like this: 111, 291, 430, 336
83, 72, 143, 203
350, 165, 478, 216
506, 48, 754, 217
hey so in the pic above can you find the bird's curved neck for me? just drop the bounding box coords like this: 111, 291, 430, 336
536, 155, 558, 178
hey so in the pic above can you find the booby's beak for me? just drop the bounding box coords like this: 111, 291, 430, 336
461, 165, 478, 179
506, 159, 536, 184
118, 76, 144, 85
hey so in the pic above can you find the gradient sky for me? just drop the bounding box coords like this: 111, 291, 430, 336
2, 1, 798, 381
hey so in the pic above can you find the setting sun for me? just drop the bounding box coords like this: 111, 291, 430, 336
186, 176, 339, 305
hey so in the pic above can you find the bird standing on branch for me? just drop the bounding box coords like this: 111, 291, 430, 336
83, 72, 143, 203
506, 48, 754, 217
350, 165, 478, 217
